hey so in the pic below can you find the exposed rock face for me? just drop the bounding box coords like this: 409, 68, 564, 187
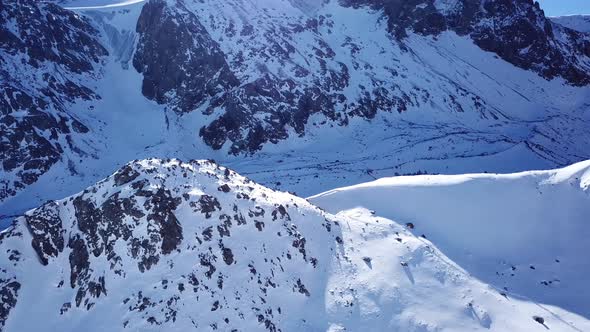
133, 0, 239, 113
0, 278, 20, 330
133, 0, 439, 154
0, 159, 340, 330
0, 0, 107, 200
0, 226, 22, 330
200, 74, 350, 154
24, 202, 65, 265
343, 0, 590, 85
132, 0, 590, 155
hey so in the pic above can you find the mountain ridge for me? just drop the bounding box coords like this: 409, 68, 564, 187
2, 158, 590, 331
1, 0, 590, 222
551, 15, 590, 33
1, 1, 589, 330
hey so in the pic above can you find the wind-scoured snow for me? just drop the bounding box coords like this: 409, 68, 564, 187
310, 160, 590, 325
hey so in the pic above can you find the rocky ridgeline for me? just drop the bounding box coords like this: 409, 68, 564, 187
132, 0, 590, 154
0, 159, 341, 330
3, 159, 588, 331
343, 0, 590, 83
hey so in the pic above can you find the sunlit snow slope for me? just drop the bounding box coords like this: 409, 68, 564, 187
310, 160, 590, 326
1, 159, 590, 331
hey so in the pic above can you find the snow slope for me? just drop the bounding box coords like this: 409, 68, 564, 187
310, 160, 590, 321
2, 0, 590, 219
55, 0, 146, 9
2, 159, 590, 331
2, 0, 590, 223
552, 15, 590, 33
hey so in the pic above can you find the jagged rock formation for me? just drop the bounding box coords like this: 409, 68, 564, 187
133, 0, 238, 113
0, 159, 340, 330
342, 0, 590, 84
0, 0, 107, 201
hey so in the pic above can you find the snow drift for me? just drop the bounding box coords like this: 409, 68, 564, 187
310, 160, 590, 321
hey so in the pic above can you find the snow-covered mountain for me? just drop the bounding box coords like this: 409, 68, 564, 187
2, 1, 589, 330
2, 158, 589, 331
1, 0, 590, 218
310, 159, 590, 321
0, 0, 107, 202
552, 15, 590, 33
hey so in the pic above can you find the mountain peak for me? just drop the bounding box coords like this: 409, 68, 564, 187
3, 159, 590, 330
1, 158, 338, 330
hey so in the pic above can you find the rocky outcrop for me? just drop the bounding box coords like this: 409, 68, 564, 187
343, 0, 590, 85
0, 279, 20, 330
0, 0, 107, 200
0, 159, 341, 330
0, 226, 22, 330
133, 0, 239, 113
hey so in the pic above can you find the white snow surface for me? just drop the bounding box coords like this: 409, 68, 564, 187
1, 159, 590, 331
310, 159, 590, 328
63, 0, 146, 9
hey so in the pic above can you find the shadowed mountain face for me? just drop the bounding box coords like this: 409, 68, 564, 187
0, 0, 589, 213
133, 0, 239, 113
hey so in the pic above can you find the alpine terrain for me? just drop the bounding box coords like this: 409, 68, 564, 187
1, 159, 590, 331
2, 0, 590, 215
0, 0, 589, 331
